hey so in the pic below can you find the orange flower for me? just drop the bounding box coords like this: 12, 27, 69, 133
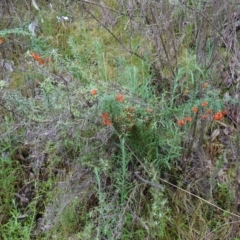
30, 52, 41, 61
184, 116, 192, 122
177, 119, 185, 126
201, 114, 208, 120
116, 93, 124, 102
213, 112, 223, 121
101, 112, 109, 119
38, 59, 45, 65
146, 108, 153, 113
30, 52, 46, 65
192, 107, 198, 113
30, 52, 50, 65
201, 101, 208, 107
103, 119, 112, 126
90, 89, 97, 95
101, 112, 112, 126
0, 37, 4, 44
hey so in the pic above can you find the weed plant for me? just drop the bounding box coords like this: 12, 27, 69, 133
1, 0, 240, 239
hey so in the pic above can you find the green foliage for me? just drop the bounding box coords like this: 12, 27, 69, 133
0, 156, 19, 223
0, 28, 31, 37
1, 207, 32, 240
1, 0, 240, 239
30, 36, 52, 54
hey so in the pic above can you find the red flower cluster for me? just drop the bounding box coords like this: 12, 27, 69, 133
201, 101, 208, 107
213, 110, 227, 121
101, 112, 112, 126
90, 89, 97, 95
30, 52, 50, 65
192, 107, 198, 113
177, 116, 192, 127
116, 94, 124, 102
